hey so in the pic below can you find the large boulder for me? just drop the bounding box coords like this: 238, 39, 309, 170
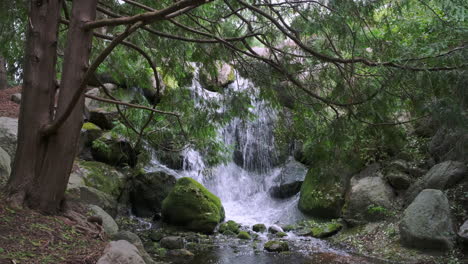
88, 205, 119, 237
342, 177, 395, 225
91, 133, 138, 167
78, 122, 103, 160
0, 146, 11, 187
429, 127, 468, 163
406, 161, 467, 203
269, 157, 308, 199
399, 189, 455, 251
68, 186, 118, 217
298, 168, 346, 218
458, 220, 468, 243
199, 62, 235, 92
129, 171, 176, 218
88, 107, 119, 130
76, 160, 125, 197
111, 231, 155, 264
97, 240, 146, 264
0, 117, 18, 163
162, 177, 225, 233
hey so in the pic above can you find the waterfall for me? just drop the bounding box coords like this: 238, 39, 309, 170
147, 67, 306, 226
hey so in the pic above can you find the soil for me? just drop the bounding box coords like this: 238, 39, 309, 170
0, 192, 107, 264
0, 86, 21, 118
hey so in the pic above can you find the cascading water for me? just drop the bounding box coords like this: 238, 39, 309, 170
147, 67, 306, 226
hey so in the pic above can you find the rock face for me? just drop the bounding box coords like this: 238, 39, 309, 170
0, 117, 18, 164
429, 127, 468, 163
269, 157, 308, 199
298, 168, 346, 218
342, 177, 395, 225
130, 172, 176, 218
162, 177, 225, 233
0, 146, 11, 187
199, 62, 235, 92
458, 220, 468, 242
97, 240, 146, 264
399, 189, 455, 251
406, 161, 467, 203
91, 132, 138, 167
88, 205, 119, 237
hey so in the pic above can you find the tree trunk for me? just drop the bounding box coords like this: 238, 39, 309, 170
0, 57, 7, 90
8, 0, 97, 214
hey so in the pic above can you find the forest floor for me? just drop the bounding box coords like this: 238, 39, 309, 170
0, 86, 20, 118
0, 192, 106, 264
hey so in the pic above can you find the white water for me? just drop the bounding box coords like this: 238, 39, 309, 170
146, 68, 305, 226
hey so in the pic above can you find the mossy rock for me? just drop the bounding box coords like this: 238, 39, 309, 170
91, 132, 138, 167
219, 220, 240, 235
77, 160, 124, 197
237, 231, 251, 240
264, 240, 289, 252
162, 177, 225, 233
310, 222, 343, 238
298, 168, 345, 218
276, 232, 288, 238
252, 223, 266, 233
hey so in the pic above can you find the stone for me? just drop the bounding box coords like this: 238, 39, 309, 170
10, 93, 21, 104
237, 231, 251, 239
91, 132, 138, 167
268, 225, 283, 234
160, 236, 184, 249
166, 249, 194, 264
68, 186, 118, 217
156, 150, 184, 170
386, 170, 411, 190
458, 220, 468, 242
78, 122, 103, 160
298, 168, 346, 218
429, 127, 468, 163
199, 62, 235, 92
252, 223, 266, 233
264, 241, 289, 252
269, 157, 308, 199
309, 222, 343, 238
0, 117, 18, 163
111, 230, 155, 264
77, 160, 125, 197
85, 87, 101, 110
406, 161, 467, 203
130, 171, 176, 218
0, 146, 11, 187
399, 189, 455, 251
97, 240, 145, 264
162, 177, 225, 233
218, 220, 240, 235
88, 205, 119, 237
342, 177, 395, 225
89, 107, 119, 130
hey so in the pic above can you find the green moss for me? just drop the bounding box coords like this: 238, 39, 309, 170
82, 122, 101, 131
78, 160, 123, 197
298, 168, 344, 218
310, 222, 343, 238
252, 223, 266, 233
219, 220, 240, 234
264, 240, 289, 252
237, 231, 251, 240
282, 225, 295, 232
276, 232, 288, 238
161, 177, 225, 233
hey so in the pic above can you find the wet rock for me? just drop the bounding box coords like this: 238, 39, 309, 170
162, 177, 225, 233
0, 146, 10, 187
111, 231, 155, 264
149, 229, 165, 242
309, 222, 343, 238
268, 225, 283, 234
166, 249, 194, 264
160, 236, 184, 249
264, 240, 289, 252
237, 231, 251, 240
130, 171, 176, 218
342, 177, 395, 225
199, 62, 235, 92
406, 161, 467, 203
252, 223, 266, 233
458, 220, 468, 242
156, 150, 184, 170
91, 132, 138, 167
97, 240, 145, 264
68, 186, 118, 217
76, 160, 125, 197
400, 189, 455, 251
218, 220, 240, 235
269, 157, 308, 199
10, 93, 21, 104
89, 107, 119, 130
0, 117, 18, 163
276, 232, 288, 238
88, 205, 119, 237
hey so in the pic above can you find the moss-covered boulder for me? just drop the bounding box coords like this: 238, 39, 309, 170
252, 223, 266, 233
218, 220, 240, 235
298, 168, 345, 218
77, 160, 125, 197
161, 177, 225, 233
78, 122, 103, 160
237, 231, 251, 240
264, 241, 289, 252
310, 222, 343, 238
91, 132, 138, 167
